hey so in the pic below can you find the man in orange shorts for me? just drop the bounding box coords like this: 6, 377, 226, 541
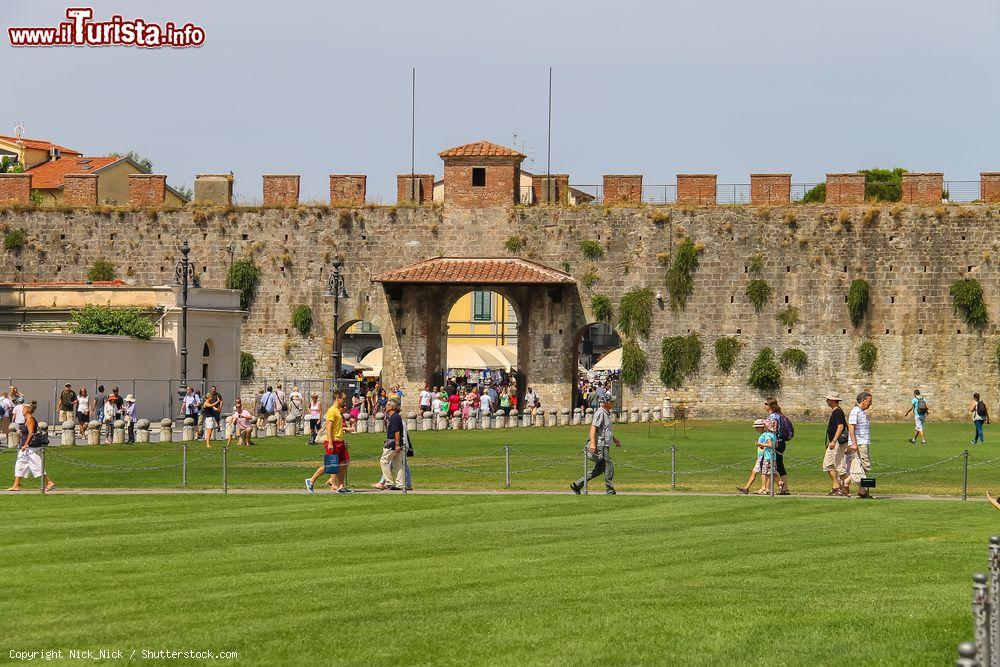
305, 390, 352, 494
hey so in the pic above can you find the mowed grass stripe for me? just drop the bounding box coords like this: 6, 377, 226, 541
1, 494, 991, 665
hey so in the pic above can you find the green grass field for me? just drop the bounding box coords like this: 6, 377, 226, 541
2, 493, 994, 665
19, 419, 1000, 496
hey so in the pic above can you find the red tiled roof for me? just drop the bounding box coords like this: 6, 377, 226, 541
0, 280, 126, 287
376, 257, 574, 285
438, 140, 525, 159
0, 135, 81, 155
26, 156, 122, 189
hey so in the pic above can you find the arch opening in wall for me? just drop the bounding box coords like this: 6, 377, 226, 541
201, 338, 215, 382
572, 322, 623, 412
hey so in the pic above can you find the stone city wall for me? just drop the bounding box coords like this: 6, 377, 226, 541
2, 202, 1000, 420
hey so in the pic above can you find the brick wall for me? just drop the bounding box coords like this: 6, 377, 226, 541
441, 157, 521, 208
982, 173, 1000, 203
396, 174, 434, 204
262, 175, 300, 207
530, 174, 569, 205
603, 175, 643, 204
0, 173, 32, 205
128, 174, 166, 207
826, 173, 865, 204
750, 174, 791, 205
329, 175, 366, 206
676, 174, 716, 204
901, 172, 944, 204
194, 174, 233, 206
63, 174, 99, 207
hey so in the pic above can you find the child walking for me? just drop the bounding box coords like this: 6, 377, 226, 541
737, 418, 776, 495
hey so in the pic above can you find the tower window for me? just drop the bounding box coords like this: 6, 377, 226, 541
472, 167, 486, 187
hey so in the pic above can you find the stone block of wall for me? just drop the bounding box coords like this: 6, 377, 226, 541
750, 173, 791, 204
64, 174, 99, 207
603, 175, 643, 204
676, 174, 716, 204
263, 175, 300, 207
825, 173, 865, 204
442, 158, 520, 208
330, 174, 366, 206
531, 174, 569, 205
396, 174, 434, 204
982, 173, 1000, 203
901, 172, 943, 204
128, 174, 166, 207
194, 174, 234, 206
0, 173, 32, 205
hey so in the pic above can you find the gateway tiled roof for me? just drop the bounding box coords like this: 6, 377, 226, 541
438, 140, 526, 159
26, 156, 122, 189
0, 135, 81, 155
377, 257, 574, 285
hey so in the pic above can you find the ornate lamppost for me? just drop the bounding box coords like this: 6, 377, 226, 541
324, 259, 349, 385
173, 240, 194, 391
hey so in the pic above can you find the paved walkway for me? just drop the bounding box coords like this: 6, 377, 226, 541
1, 487, 993, 502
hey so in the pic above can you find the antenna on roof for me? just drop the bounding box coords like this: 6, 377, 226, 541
546, 67, 552, 176
13, 121, 25, 139
410, 67, 416, 176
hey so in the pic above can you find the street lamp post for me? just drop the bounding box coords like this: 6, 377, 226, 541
324, 259, 349, 387
173, 240, 194, 392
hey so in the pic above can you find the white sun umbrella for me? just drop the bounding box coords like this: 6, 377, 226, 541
447, 344, 516, 371
358, 348, 383, 377
591, 347, 622, 371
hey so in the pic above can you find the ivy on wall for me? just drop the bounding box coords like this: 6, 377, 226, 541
858, 340, 878, 374
714, 336, 742, 374
590, 294, 614, 325
848, 279, 870, 327
226, 258, 261, 311
581, 240, 604, 260
660, 333, 702, 389
746, 279, 772, 313
291, 305, 313, 336
950, 278, 988, 328
620, 339, 648, 387
780, 347, 808, 373
665, 238, 702, 312
747, 347, 781, 391
618, 287, 655, 340
776, 305, 799, 329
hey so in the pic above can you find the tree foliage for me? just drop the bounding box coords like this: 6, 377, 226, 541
70, 305, 155, 340
859, 167, 906, 202
87, 259, 116, 282
111, 150, 154, 173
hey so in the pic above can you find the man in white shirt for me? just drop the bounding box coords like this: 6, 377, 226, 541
419, 385, 432, 416
843, 391, 873, 499
0, 391, 13, 445
479, 391, 493, 419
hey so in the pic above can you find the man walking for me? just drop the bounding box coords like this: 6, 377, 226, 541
822, 392, 848, 496
57, 383, 76, 424
374, 398, 406, 491
571, 394, 621, 495
902, 389, 928, 445
305, 390, 352, 494
844, 391, 874, 499
419, 384, 432, 416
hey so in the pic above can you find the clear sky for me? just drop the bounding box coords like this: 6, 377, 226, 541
3, 0, 999, 202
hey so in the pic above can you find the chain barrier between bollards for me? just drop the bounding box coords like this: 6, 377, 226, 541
182, 444, 188, 487
670, 445, 676, 490
963, 449, 969, 501
40, 445, 46, 495
222, 446, 228, 494
504, 445, 510, 489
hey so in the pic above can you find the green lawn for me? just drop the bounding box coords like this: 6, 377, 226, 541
20, 420, 1000, 496
1, 494, 992, 665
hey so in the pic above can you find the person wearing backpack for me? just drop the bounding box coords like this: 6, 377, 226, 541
902, 389, 928, 445
765, 397, 794, 495
971, 392, 990, 445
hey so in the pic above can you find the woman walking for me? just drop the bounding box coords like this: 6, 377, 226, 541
74, 387, 91, 437
971, 392, 990, 445
764, 397, 793, 495
7, 402, 56, 492
305, 393, 322, 445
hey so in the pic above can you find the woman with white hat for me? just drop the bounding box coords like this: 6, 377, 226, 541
123, 394, 137, 443
822, 392, 848, 496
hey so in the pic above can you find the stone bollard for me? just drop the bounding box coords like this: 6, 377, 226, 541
284, 416, 298, 437
136, 419, 151, 443
87, 420, 101, 445
6, 423, 17, 447
61, 420, 75, 446
356, 412, 369, 433
652, 408, 661, 422
494, 411, 505, 429
435, 413, 448, 430
422, 411, 433, 431
572, 408, 582, 426
630, 408, 640, 423
522, 411, 532, 427
113, 419, 126, 444
266, 414, 278, 437
406, 413, 418, 432
373, 413, 385, 433
547, 410, 558, 427
586, 408, 594, 424
450, 415, 461, 430
508, 410, 519, 428
182, 417, 196, 442
160, 418, 174, 443
466, 414, 477, 430
642, 408, 651, 423
534, 410, 546, 427
481, 412, 491, 429
559, 409, 571, 427
250, 422, 259, 438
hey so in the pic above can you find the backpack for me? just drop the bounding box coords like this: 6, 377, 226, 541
916, 397, 928, 415
776, 413, 794, 442
977, 400, 988, 419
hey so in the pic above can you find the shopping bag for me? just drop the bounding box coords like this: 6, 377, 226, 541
323, 453, 339, 474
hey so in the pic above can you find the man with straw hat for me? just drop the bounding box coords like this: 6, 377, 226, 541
822, 391, 849, 496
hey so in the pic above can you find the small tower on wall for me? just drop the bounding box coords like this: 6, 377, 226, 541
438, 140, 525, 208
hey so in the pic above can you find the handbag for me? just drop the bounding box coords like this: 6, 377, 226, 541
323, 453, 339, 474
30, 430, 49, 447
837, 431, 849, 446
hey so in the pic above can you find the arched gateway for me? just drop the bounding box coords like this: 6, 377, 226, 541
372, 257, 584, 410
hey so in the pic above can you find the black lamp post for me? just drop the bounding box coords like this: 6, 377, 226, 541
173, 240, 194, 391
324, 259, 349, 384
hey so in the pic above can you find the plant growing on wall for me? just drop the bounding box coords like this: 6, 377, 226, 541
713, 336, 742, 374
504, 236, 527, 253
665, 238, 701, 311
70, 305, 155, 340
779, 347, 808, 373
291, 305, 313, 336
950, 278, 989, 328
995, 342, 1000, 376
590, 294, 614, 325
746, 279, 772, 313
747, 347, 781, 392
3, 227, 27, 253
87, 259, 116, 282
581, 240, 604, 260
659, 333, 702, 388
30, 190, 43, 207
776, 305, 799, 328
226, 258, 261, 310
618, 287, 655, 340
240, 351, 256, 381
620, 339, 647, 387
858, 340, 878, 374
847, 279, 870, 327
581, 271, 598, 289
747, 254, 764, 274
